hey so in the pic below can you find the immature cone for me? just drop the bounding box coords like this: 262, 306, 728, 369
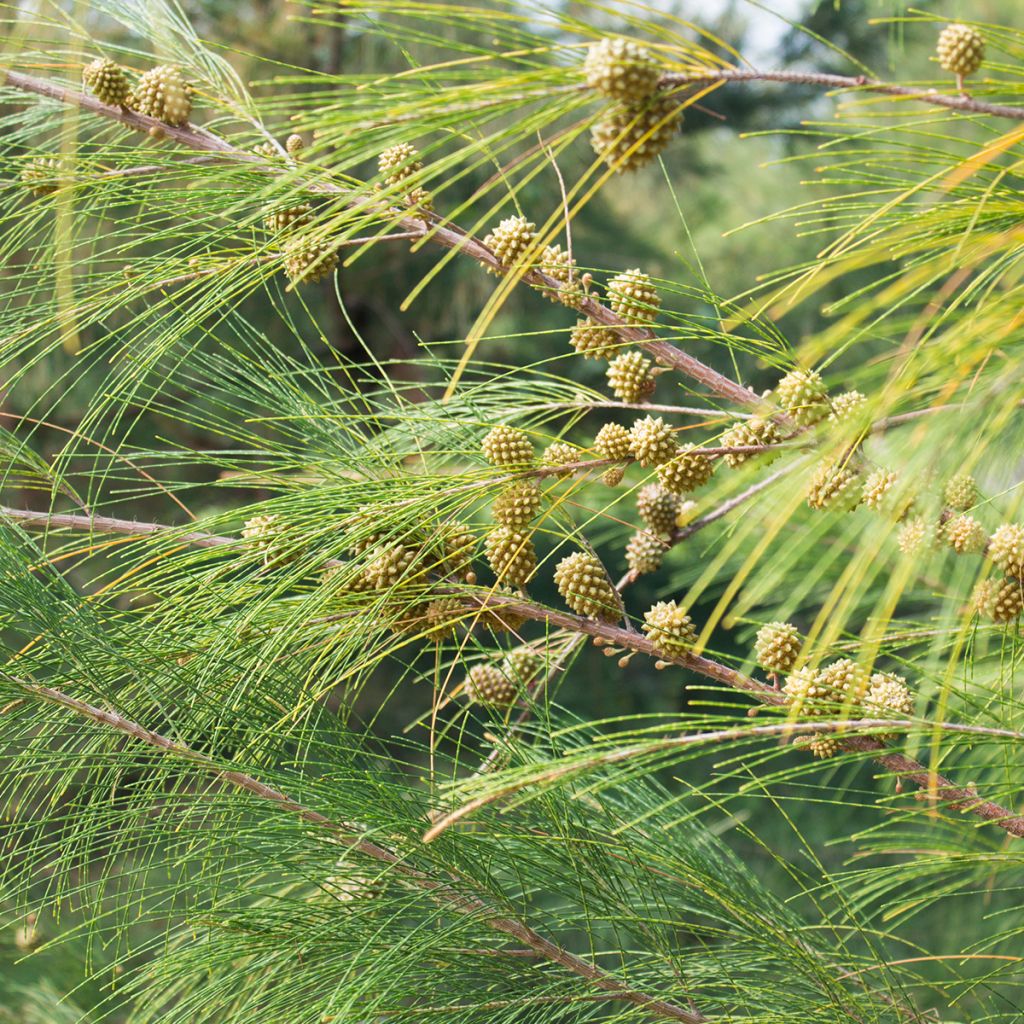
582, 37, 660, 102
594, 422, 632, 461
554, 551, 619, 619
570, 319, 618, 360
642, 599, 697, 658
829, 390, 867, 423
775, 369, 828, 426
264, 202, 313, 233
988, 523, 1024, 577
440, 521, 477, 579
483, 215, 536, 274
19, 156, 64, 196
606, 351, 656, 402
628, 415, 676, 468
973, 577, 1024, 623
607, 268, 660, 325
492, 481, 542, 527
284, 241, 338, 285
484, 527, 537, 586
537, 244, 579, 304
82, 57, 130, 106
657, 446, 714, 494
602, 466, 626, 487
944, 473, 978, 511
132, 65, 192, 125
625, 530, 668, 575
818, 657, 870, 707
806, 459, 860, 511
866, 672, 914, 718
378, 142, 423, 185
501, 646, 545, 686
862, 468, 899, 512
286, 134, 305, 157
591, 95, 682, 173
782, 667, 830, 715
636, 484, 678, 536
719, 417, 781, 468
542, 441, 580, 476
754, 621, 802, 674
241, 513, 299, 568
807, 736, 840, 759
936, 23, 985, 77
482, 425, 533, 467
944, 514, 987, 555
465, 663, 518, 707
897, 517, 937, 555
423, 596, 466, 638
363, 543, 421, 590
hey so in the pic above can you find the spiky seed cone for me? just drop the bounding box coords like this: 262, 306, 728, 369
570, 318, 619, 360
819, 657, 870, 707
424, 597, 466, 638
19, 156, 64, 196
807, 736, 840, 759
253, 141, 279, 159
897, 517, 937, 555
625, 530, 668, 575
476, 587, 528, 632
636, 484, 678, 536
988, 523, 1024, 577
607, 268, 660, 325
582, 37, 660, 102
554, 551, 619, 620
937, 23, 985, 77
465, 664, 518, 706
440, 522, 476, 579
657, 446, 713, 494
602, 466, 625, 487
284, 242, 338, 284
492, 481, 542, 527
628, 415, 676, 468
782, 667, 830, 715
862, 468, 899, 512
775, 369, 828, 426
286, 134, 305, 156
483, 215, 536, 274
241, 513, 300, 568
642, 599, 697, 658
944, 514, 987, 555
605, 351, 656, 402
754, 621, 802, 674
82, 57, 130, 106
719, 417, 781, 468
866, 672, 913, 719
482, 425, 533, 467
363, 543, 420, 589
537, 244, 580, 305
484, 527, 537, 586
829, 390, 867, 423
132, 65, 192, 125
944, 473, 978, 511
501, 646, 545, 686
807, 459, 860, 511
590, 94, 682, 173
378, 142, 422, 184
264, 202, 314, 233
594, 422, 632, 461
973, 578, 1024, 623
542, 441, 579, 476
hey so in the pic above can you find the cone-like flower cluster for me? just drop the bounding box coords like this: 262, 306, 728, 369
754, 621, 802, 674
482, 425, 533, 467
583, 38, 661, 102
973, 577, 1023, 623
806, 459, 859, 511
607, 268, 660, 324
537, 244, 579, 304
83, 57, 130, 106
594, 422, 632, 461
944, 514, 987, 555
775, 369, 828, 426
570, 319, 618, 360
861, 468, 899, 512
657, 446, 713, 494
242, 513, 300, 568
719, 417, 780, 468
628, 415, 676, 467
944, 474, 978, 511
284, 241, 338, 284
591, 95, 681, 173
485, 527, 537, 586
819, 658, 870, 706
465, 664, 518, 706
829, 390, 867, 423
782, 667, 830, 715
897, 517, 937, 555
264, 203, 313, 234
866, 672, 914, 717
625, 530, 668, 575
554, 551, 619, 619
132, 65, 192, 125
542, 441, 579, 476
19, 156, 64, 196
492, 482, 542, 527
936, 23, 985, 76
988, 523, 1024, 577
642, 599, 697, 658
606, 351, 656, 401
636, 484, 678, 536
483, 215, 536, 274
501, 646, 545, 686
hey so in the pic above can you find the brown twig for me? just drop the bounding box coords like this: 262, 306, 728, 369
12, 677, 706, 1024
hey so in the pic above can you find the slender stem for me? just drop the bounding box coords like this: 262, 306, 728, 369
661, 69, 1024, 122
2, 69, 756, 411
13, 677, 705, 1024
8, 505, 1020, 841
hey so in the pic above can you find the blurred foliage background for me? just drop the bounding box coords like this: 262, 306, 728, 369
2, 0, 1023, 1019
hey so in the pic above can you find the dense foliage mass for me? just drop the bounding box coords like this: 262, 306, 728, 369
2, 2, 1024, 1022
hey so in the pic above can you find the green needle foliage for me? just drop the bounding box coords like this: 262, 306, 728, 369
2, 1, 1024, 1021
